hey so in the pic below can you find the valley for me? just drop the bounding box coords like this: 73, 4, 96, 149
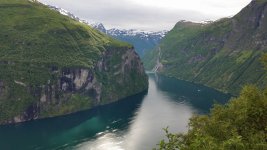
0, 0, 266, 149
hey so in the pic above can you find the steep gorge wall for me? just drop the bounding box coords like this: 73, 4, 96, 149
144, 0, 267, 94
0, 0, 148, 125
0, 47, 148, 125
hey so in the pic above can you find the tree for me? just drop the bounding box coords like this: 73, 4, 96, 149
155, 86, 267, 150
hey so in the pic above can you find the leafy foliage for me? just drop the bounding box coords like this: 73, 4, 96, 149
155, 33, 267, 149
155, 85, 267, 150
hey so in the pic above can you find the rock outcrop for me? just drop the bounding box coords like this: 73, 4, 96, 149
0, 47, 147, 125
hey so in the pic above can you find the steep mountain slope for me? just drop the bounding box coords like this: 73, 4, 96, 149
144, 0, 267, 94
91, 23, 167, 57
43, 5, 167, 58
0, 0, 148, 124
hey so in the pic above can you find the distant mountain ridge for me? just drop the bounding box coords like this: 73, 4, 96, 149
45, 4, 167, 57
91, 23, 167, 57
91, 23, 166, 38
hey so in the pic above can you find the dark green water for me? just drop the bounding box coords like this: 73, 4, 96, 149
0, 74, 231, 150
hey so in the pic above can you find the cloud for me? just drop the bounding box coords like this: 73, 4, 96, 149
39, 0, 251, 31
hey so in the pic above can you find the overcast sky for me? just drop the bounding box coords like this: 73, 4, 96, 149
39, 0, 252, 31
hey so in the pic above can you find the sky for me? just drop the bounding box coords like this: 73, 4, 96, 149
39, 0, 252, 31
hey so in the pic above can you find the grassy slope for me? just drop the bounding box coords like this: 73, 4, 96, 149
0, 0, 142, 122
144, 0, 267, 94
0, 0, 130, 68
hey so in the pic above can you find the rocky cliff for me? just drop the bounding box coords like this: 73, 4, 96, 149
144, 0, 267, 94
0, 0, 148, 124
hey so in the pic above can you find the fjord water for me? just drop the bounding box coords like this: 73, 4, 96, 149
0, 74, 230, 150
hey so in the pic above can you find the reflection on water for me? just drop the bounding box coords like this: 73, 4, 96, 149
0, 74, 230, 150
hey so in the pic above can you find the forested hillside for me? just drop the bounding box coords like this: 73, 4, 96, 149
144, 0, 267, 94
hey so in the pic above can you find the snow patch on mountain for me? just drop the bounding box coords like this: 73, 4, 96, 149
44, 3, 168, 39
42, 3, 168, 57
91, 23, 167, 40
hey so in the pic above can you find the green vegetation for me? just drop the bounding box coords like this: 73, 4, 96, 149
144, 0, 267, 95
261, 54, 267, 70
152, 1, 267, 148
41, 94, 94, 117
0, 63, 52, 121
155, 85, 267, 150
95, 46, 148, 104
236, 51, 253, 64
0, 0, 147, 124
0, 0, 131, 68
155, 47, 267, 150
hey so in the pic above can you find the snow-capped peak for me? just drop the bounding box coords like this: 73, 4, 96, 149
107, 28, 167, 39
45, 5, 91, 25
90, 23, 107, 33
90, 22, 167, 38
42, 2, 168, 38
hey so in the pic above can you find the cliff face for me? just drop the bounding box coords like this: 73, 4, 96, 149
0, 0, 148, 124
144, 0, 267, 94
0, 47, 147, 124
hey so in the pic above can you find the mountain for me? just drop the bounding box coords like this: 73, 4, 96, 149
91, 23, 107, 33
91, 23, 167, 57
0, 0, 148, 124
43, 5, 167, 58
144, 0, 267, 94
47, 5, 80, 21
